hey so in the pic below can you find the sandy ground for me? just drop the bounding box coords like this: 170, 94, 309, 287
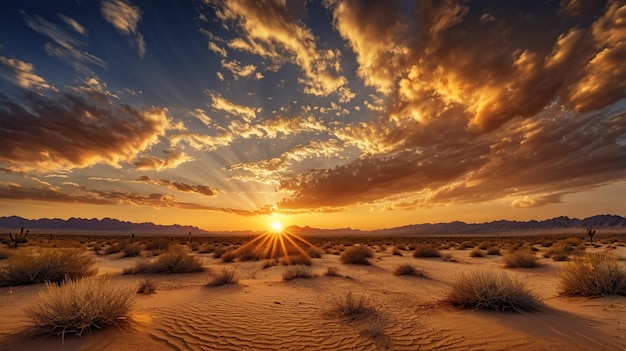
1, 241, 625, 351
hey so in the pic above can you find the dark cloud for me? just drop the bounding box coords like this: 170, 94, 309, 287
0, 184, 267, 216
273, 0, 626, 211
134, 150, 191, 171
136, 175, 222, 197
0, 89, 169, 173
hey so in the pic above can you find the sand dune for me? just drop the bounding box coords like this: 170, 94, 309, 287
1, 239, 625, 350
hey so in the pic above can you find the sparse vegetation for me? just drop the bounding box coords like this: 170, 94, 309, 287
124, 245, 204, 274
206, 268, 238, 287
331, 292, 374, 317
137, 279, 157, 294
280, 254, 312, 266
470, 248, 484, 257
25, 275, 135, 339
340, 245, 374, 265
324, 266, 340, 276
0, 248, 97, 286
486, 246, 501, 255
446, 270, 541, 312
122, 242, 143, 257
393, 263, 423, 276
559, 253, 626, 296
413, 244, 441, 258
503, 250, 539, 268
282, 265, 314, 281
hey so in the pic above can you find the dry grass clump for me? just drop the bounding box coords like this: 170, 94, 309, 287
391, 246, 403, 256
412, 244, 441, 258
331, 292, 374, 317
282, 265, 314, 281
25, 275, 135, 339
122, 242, 142, 257
470, 248, 484, 257
145, 238, 171, 252
393, 263, 423, 276
206, 268, 238, 287
124, 245, 204, 274
306, 246, 325, 258
446, 270, 541, 312
559, 253, 626, 296
340, 245, 374, 265
503, 250, 539, 268
543, 243, 571, 261
324, 266, 340, 276
486, 246, 502, 255
456, 241, 475, 250
280, 254, 312, 266
136, 279, 157, 294
0, 248, 97, 286
103, 243, 122, 255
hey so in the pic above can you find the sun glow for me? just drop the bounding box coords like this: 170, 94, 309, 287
270, 220, 283, 233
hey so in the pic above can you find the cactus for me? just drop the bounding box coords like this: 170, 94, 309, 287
9, 225, 29, 249
586, 227, 596, 246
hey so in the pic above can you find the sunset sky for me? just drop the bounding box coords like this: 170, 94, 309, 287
1, 0, 625, 232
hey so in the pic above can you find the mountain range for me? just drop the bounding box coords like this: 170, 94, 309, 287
1, 214, 625, 236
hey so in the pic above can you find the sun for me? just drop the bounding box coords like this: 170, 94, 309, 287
270, 220, 283, 233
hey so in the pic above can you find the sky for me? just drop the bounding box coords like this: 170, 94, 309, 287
0, 0, 625, 232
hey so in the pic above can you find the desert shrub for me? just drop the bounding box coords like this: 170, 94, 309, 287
220, 250, 237, 262
559, 253, 626, 296
261, 259, 277, 269
198, 243, 214, 254
124, 245, 204, 274
25, 275, 135, 339
235, 246, 262, 262
188, 241, 200, 251
391, 246, 403, 256
145, 238, 171, 251
413, 244, 441, 258
0, 248, 97, 286
486, 246, 502, 255
457, 241, 475, 250
393, 263, 423, 276
478, 241, 491, 250
282, 265, 314, 281
213, 245, 230, 259
446, 270, 540, 312
280, 254, 312, 266
442, 253, 458, 262
407, 243, 417, 250
137, 279, 157, 294
543, 244, 570, 261
122, 242, 142, 257
331, 292, 374, 317
104, 243, 122, 255
324, 266, 340, 276
340, 245, 374, 265
206, 268, 238, 287
306, 246, 325, 258
470, 248, 484, 257
503, 250, 539, 268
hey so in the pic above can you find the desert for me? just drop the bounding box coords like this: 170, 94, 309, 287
1, 230, 625, 351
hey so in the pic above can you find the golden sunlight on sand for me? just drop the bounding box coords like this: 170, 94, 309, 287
1, 233, 625, 350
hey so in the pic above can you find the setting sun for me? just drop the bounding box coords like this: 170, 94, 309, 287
270, 221, 283, 233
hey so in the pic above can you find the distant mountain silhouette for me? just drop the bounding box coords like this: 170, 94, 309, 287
372, 214, 626, 235
0, 216, 207, 235
0, 214, 624, 236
